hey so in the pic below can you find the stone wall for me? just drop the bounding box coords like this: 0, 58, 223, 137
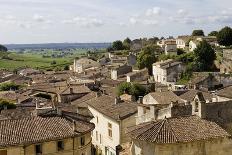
2, 135, 92, 155
132, 138, 232, 155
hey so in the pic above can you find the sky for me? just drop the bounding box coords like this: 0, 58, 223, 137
0, 0, 232, 44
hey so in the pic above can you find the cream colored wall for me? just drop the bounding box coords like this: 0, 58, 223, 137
132, 138, 232, 155
3, 134, 92, 155
89, 106, 120, 155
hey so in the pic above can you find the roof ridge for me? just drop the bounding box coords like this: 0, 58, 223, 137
166, 118, 178, 142
152, 119, 167, 142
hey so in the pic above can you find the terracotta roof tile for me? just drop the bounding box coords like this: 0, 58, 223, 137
127, 116, 230, 144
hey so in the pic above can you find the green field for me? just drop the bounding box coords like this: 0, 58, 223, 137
0, 49, 88, 71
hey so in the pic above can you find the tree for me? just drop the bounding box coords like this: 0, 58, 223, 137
193, 40, 216, 71
112, 40, 124, 50
116, 82, 147, 99
0, 44, 7, 52
137, 45, 157, 75
64, 65, 69, 70
192, 30, 205, 36
123, 37, 131, 50
208, 31, 218, 36
217, 26, 232, 46
0, 82, 21, 91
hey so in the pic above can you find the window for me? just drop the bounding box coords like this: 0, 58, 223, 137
35, 144, 42, 155
96, 116, 99, 124
0, 150, 7, 155
96, 131, 98, 141
57, 141, 64, 151
195, 99, 199, 112
100, 134, 102, 144
108, 123, 112, 138
80, 136, 85, 146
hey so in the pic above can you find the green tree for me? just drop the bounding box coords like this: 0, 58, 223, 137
208, 31, 218, 36
112, 40, 124, 50
193, 40, 216, 71
123, 37, 131, 50
217, 26, 232, 46
0, 82, 21, 91
137, 45, 157, 75
192, 30, 205, 36
0, 44, 7, 52
116, 82, 147, 99
64, 65, 69, 70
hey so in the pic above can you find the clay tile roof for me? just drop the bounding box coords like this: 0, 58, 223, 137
60, 85, 91, 95
86, 95, 137, 121
127, 116, 230, 144
216, 86, 232, 99
149, 91, 184, 105
179, 90, 213, 102
0, 116, 94, 147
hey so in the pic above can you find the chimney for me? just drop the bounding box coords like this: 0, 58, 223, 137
95, 92, 100, 98
70, 88, 74, 94
115, 97, 121, 104
137, 96, 143, 104
57, 108, 62, 116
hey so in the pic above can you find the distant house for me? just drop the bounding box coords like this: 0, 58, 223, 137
127, 53, 137, 66
73, 58, 101, 73
189, 40, 199, 52
127, 116, 232, 155
18, 68, 41, 76
126, 68, 149, 82
188, 73, 221, 91
164, 40, 177, 55
176, 35, 191, 49
111, 64, 132, 80
189, 36, 218, 52
153, 59, 184, 85
87, 95, 137, 155
0, 115, 95, 155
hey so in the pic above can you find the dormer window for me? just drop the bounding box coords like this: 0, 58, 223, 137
195, 99, 199, 112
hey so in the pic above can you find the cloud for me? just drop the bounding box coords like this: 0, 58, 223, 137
145, 7, 161, 16
33, 14, 52, 23
62, 16, 104, 27
17, 22, 32, 29
129, 17, 137, 25
177, 9, 188, 16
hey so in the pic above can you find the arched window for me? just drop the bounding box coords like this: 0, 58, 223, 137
195, 99, 199, 112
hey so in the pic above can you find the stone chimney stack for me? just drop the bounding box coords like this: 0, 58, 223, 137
115, 97, 121, 104
137, 96, 143, 104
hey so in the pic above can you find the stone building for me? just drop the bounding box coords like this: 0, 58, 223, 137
0, 115, 95, 155
153, 59, 184, 85
72, 58, 101, 73
127, 116, 232, 155
188, 73, 221, 91
215, 86, 232, 101
143, 91, 184, 105
126, 68, 149, 83
86, 95, 137, 155
164, 40, 177, 55
111, 64, 132, 80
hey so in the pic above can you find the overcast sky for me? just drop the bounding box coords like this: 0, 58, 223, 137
0, 0, 232, 44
